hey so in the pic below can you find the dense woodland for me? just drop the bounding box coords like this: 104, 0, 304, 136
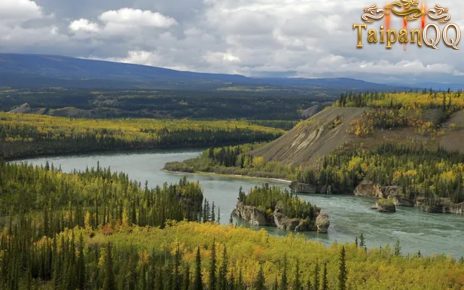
297, 144, 464, 203
1, 162, 463, 289
0, 113, 283, 160
0, 162, 219, 231
336, 90, 464, 110
167, 142, 464, 204
0, 88, 329, 120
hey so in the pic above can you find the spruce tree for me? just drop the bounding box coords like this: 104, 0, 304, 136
209, 242, 217, 290
254, 264, 265, 290
219, 246, 228, 290
293, 260, 301, 290
76, 234, 86, 290
321, 263, 328, 290
394, 240, 401, 256
237, 269, 244, 290
193, 247, 203, 290
313, 263, 319, 290
102, 243, 116, 290
174, 246, 182, 290
280, 258, 288, 290
183, 265, 191, 290
338, 247, 347, 290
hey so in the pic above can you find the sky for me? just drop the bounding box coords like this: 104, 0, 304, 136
1, 0, 463, 86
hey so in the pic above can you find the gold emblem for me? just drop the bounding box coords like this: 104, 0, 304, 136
355, 1, 460, 49
361, 1, 451, 23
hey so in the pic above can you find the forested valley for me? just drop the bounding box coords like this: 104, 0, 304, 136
1, 161, 464, 289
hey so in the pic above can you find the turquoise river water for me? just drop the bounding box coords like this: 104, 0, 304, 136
18, 150, 464, 258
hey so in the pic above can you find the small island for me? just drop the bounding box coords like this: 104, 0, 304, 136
372, 198, 397, 213
232, 184, 330, 233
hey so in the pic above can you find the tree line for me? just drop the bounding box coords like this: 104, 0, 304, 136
297, 144, 464, 204
0, 113, 283, 160
0, 162, 220, 236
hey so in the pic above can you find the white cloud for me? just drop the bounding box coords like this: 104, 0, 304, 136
69, 19, 99, 33
99, 8, 177, 28
68, 8, 177, 38
0, 0, 463, 85
204, 52, 241, 64
110, 50, 161, 66
0, 0, 42, 23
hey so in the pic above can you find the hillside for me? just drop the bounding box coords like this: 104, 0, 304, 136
0, 53, 394, 91
254, 93, 464, 167
252, 107, 368, 166
167, 92, 464, 213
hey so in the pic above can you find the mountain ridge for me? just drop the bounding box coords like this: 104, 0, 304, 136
0, 53, 397, 91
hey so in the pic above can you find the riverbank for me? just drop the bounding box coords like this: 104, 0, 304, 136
16, 150, 464, 257
0, 112, 283, 161
164, 168, 292, 185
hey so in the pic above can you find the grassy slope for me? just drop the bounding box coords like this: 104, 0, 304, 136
252, 107, 368, 166
253, 99, 464, 168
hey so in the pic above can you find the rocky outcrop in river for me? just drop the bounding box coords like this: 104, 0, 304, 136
232, 202, 269, 226
232, 202, 329, 233
315, 212, 330, 233
371, 198, 396, 213
416, 198, 464, 215
354, 179, 463, 215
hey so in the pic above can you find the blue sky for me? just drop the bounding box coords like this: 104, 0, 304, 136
1, 0, 463, 86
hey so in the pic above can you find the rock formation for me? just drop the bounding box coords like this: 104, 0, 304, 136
372, 199, 396, 213
232, 202, 329, 233
315, 213, 330, 233
232, 202, 269, 226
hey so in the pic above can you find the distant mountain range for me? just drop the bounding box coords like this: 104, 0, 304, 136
0, 53, 397, 91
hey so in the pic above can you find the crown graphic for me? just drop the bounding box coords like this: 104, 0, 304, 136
362, 1, 451, 24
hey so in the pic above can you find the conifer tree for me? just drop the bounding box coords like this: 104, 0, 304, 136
338, 247, 347, 290
321, 263, 328, 290
102, 243, 116, 290
313, 263, 319, 290
193, 247, 203, 290
174, 246, 182, 290
394, 240, 401, 256
359, 234, 366, 249
293, 260, 301, 290
218, 246, 228, 290
237, 269, 245, 290
77, 234, 86, 290
209, 242, 217, 290
183, 265, 191, 290
280, 258, 288, 290
254, 264, 266, 290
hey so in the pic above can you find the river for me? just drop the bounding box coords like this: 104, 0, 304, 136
18, 150, 464, 258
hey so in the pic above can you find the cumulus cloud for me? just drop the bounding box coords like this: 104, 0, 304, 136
69, 19, 99, 33
0, 0, 463, 86
0, 0, 43, 23
68, 8, 177, 37
99, 8, 177, 28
